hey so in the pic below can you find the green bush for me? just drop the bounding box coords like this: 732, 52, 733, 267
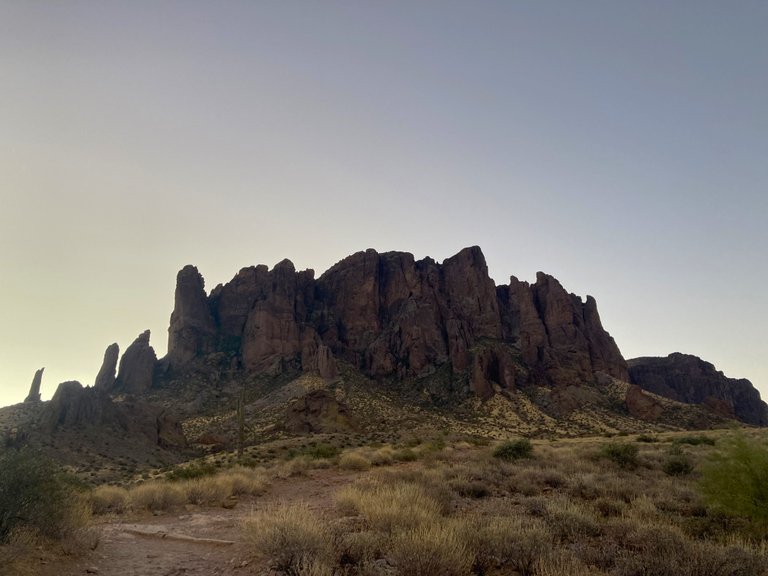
166, 461, 217, 481
663, 456, 694, 476
0, 448, 83, 543
674, 435, 715, 446
599, 442, 639, 469
493, 439, 533, 461
699, 434, 768, 529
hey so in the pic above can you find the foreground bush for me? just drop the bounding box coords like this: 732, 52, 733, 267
493, 438, 533, 461
0, 448, 85, 543
599, 442, 639, 469
699, 433, 768, 531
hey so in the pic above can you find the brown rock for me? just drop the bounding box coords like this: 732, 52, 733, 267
209, 265, 270, 343
628, 353, 767, 425
42, 380, 186, 447
115, 330, 157, 394
625, 384, 664, 421
167, 265, 216, 370
24, 367, 44, 402
94, 343, 119, 391
284, 389, 358, 434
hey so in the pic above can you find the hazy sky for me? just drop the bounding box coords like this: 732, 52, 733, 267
1, 1, 766, 408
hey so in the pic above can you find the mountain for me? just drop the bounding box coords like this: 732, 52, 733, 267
1, 246, 764, 478
628, 353, 768, 426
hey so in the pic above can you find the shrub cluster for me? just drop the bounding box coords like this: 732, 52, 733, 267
493, 438, 533, 461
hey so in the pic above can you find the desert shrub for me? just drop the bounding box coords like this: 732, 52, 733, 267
338, 452, 372, 471
336, 480, 442, 533
493, 438, 533, 461
390, 522, 472, 576
89, 485, 129, 515
0, 448, 85, 543
393, 448, 418, 462
243, 502, 332, 575
166, 461, 217, 481
305, 443, 340, 459
450, 478, 491, 499
599, 442, 639, 469
369, 446, 395, 466
545, 495, 602, 542
675, 435, 716, 447
182, 476, 230, 505
636, 434, 659, 443
663, 455, 694, 476
223, 467, 270, 496
462, 515, 552, 576
699, 433, 768, 531
129, 482, 186, 511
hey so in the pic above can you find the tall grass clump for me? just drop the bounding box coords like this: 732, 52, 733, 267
0, 448, 86, 543
699, 433, 768, 532
243, 502, 332, 575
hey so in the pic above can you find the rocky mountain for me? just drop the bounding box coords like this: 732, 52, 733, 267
164, 246, 628, 398
2, 246, 765, 480
628, 353, 768, 426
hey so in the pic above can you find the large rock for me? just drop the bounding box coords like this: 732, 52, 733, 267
115, 331, 157, 394
167, 265, 216, 370
284, 389, 358, 433
625, 384, 664, 421
628, 353, 767, 426
24, 368, 44, 402
42, 380, 186, 447
94, 343, 119, 391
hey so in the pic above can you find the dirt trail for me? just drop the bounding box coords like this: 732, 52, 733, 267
60, 469, 357, 576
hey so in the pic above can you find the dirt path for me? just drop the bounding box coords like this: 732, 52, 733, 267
60, 469, 358, 576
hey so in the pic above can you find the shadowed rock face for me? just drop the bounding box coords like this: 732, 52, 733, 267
115, 331, 157, 395
167, 265, 216, 370
94, 343, 119, 391
628, 353, 768, 426
24, 368, 44, 402
163, 246, 630, 400
43, 380, 186, 447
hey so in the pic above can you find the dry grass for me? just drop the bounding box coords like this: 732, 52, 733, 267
243, 502, 333, 574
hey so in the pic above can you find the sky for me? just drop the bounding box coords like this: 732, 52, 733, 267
1, 1, 766, 407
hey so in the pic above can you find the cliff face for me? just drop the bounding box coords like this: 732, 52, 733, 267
163, 246, 628, 396
628, 353, 768, 426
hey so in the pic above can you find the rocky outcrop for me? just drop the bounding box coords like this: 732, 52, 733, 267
94, 343, 119, 391
161, 246, 630, 399
115, 331, 157, 395
284, 389, 357, 433
625, 384, 663, 421
24, 368, 44, 402
628, 353, 767, 426
43, 380, 186, 447
167, 265, 216, 370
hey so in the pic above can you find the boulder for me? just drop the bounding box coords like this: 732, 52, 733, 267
284, 389, 358, 434
625, 384, 664, 421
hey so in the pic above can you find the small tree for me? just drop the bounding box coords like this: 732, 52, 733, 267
0, 448, 82, 543
699, 433, 768, 530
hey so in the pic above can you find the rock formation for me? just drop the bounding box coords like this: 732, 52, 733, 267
628, 353, 767, 426
115, 330, 157, 395
24, 368, 44, 402
163, 246, 629, 400
94, 343, 119, 391
284, 389, 358, 433
167, 265, 216, 370
625, 384, 663, 421
43, 379, 185, 447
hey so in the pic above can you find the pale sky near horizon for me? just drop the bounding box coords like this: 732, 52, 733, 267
1, 1, 766, 408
